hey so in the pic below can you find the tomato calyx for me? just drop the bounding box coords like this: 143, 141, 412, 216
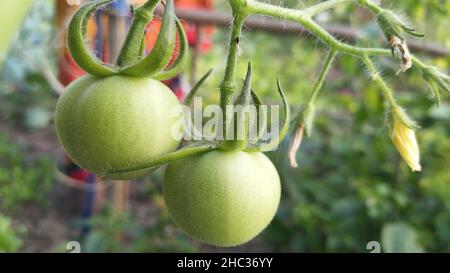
116, 0, 161, 67
67, 0, 188, 78
219, 63, 291, 152
67, 0, 118, 76
244, 77, 290, 152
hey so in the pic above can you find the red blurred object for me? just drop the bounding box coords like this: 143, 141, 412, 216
64, 157, 91, 181
144, 0, 215, 100
58, 50, 85, 86
176, 0, 214, 52
145, 0, 214, 52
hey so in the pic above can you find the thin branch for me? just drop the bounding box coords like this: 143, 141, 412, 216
245, 0, 447, 70
303, 0, 357, 17
153, 7, 448, 57
306, 48, 337, 103
362, 54, 397, 107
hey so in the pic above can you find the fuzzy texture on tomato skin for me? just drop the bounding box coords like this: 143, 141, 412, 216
55, 75, 182, 180
163, 150, 281, 247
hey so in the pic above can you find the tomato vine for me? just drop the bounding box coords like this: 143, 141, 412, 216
87, 0, 450, 175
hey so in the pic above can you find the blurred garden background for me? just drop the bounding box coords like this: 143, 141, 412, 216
0, 0, 449, 252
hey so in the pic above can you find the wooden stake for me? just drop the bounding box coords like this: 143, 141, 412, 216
107, 5, 130, 241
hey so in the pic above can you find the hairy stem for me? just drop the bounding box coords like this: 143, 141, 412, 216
218, 0, 446, 148
307, 48, 337, 103
219, 8, 247, 141
244, 0, 437, 73
244, 0, 399, 59
304, 0, 357, 17
105, 144, 217, 175
362, 55, 397, 107
359, 0, 383, 14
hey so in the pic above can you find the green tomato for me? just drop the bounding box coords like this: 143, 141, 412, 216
55, 75, 182, 180
163, 150, 281, 247
0, 0, 33, 65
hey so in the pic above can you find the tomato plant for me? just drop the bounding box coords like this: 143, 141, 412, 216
60, 0, 448, 247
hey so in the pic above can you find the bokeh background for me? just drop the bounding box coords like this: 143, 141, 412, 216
0, 0, 449, 253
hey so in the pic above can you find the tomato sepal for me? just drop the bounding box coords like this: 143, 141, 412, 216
153, 18, 189, 80
120, 0, 176, 77
67, 0, 118, 77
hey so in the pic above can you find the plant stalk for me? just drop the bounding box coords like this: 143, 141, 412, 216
244, 0, 411, 61
307, 48, 337, 103
304, 0, 358, 17
362, 55, 397, 107
116, 0, 160, 67
219, 5, 248, 144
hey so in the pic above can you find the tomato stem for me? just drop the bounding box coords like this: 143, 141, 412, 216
116, 0, 161, 67
104, 143, 217, 175
219, 3, 248, 146
295, 48, 337, 137
303, 0, 358, 17
362, 55, 398, 108
221, 62, 253, 151
307, 49, 337, 104
120, 0, 176, 77
244, 0, 401, 60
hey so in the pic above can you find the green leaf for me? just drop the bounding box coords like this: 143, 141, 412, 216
184, 68, 213, 107
381, 222, 424, 253
154, 18, 190, 80
67, 0, 117, 76
121, 0, 176, 77
249, 89, 266, 144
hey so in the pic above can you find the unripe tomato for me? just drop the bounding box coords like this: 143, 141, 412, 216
55, 75, 182, 180
163, 150, 280, 247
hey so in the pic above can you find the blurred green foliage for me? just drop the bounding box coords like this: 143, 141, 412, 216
0, 134, 54, 211
381, 222, 424, 253
264, 94, 450, 252
0, 0, 56, 129
0, 214, 25, 253
79, 205, 198, 253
